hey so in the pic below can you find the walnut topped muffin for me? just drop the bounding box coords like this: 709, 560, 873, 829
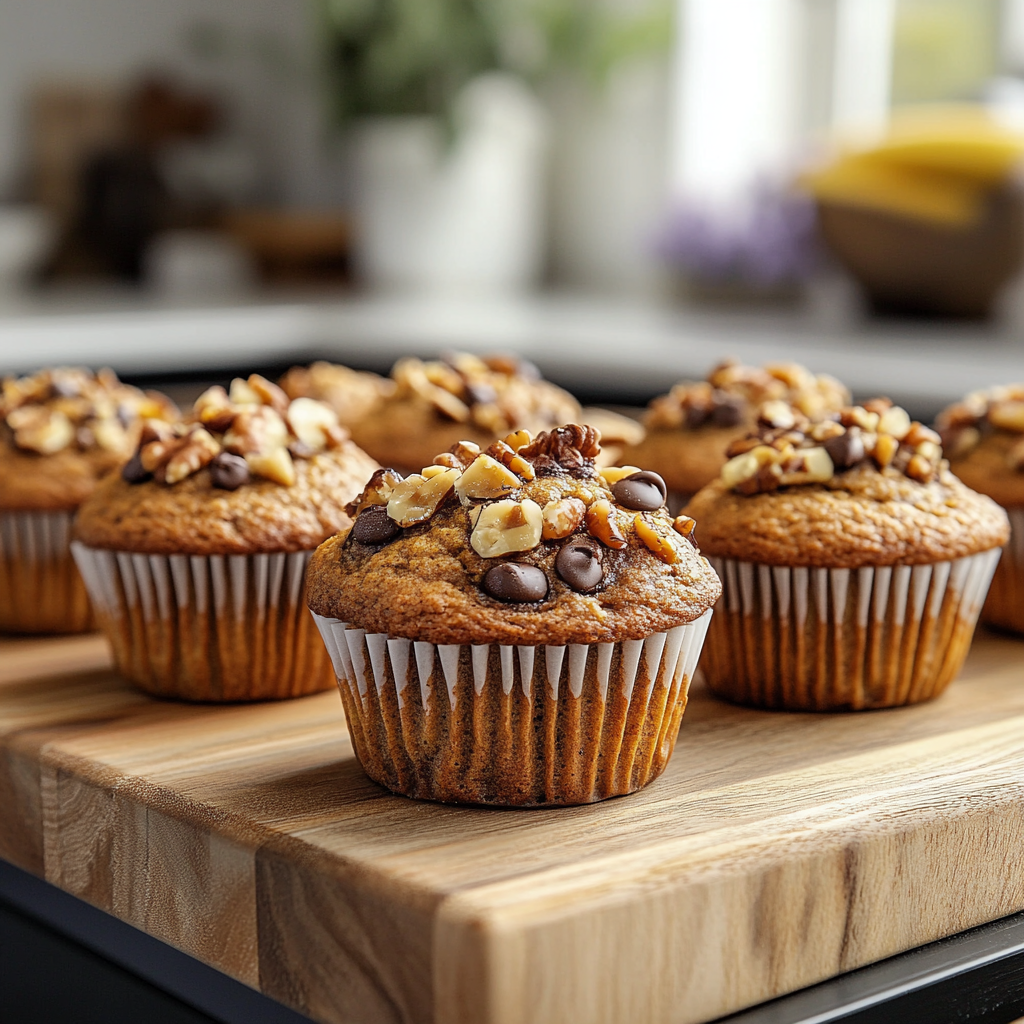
347, 351, 582, 472
0, 366, 176, 512
685, 398, 1008, 711
72, 375, 378, 702
692, 397, 1007, 567
937, 384, 1024, 633
0, 366, 176, 633
76, 374, 376, 555
307, 424, 720, 805
279, 360, 394, 428
622, 359, 850, 501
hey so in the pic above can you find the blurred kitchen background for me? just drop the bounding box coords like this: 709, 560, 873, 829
1, 0, 1023, 417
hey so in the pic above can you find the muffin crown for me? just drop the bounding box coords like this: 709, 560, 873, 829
307, 424, 721, 645
720, 397, 943, 494
121, 375, 350, 490
644, 359, 849, 432
937, 384, 1024, 469
390, 352, 579, 435
1, 366, 175, 459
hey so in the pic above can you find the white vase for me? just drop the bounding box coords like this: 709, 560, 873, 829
350, 73, 549, 294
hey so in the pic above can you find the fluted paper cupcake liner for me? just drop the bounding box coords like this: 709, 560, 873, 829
72, 542, 334, 702
0, 510, 93, 633
702, 549, 1001, 710
982, 506, 1024, 635
311, 610, 713, 806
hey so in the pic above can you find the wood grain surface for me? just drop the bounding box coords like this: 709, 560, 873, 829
1, 630, 1024, 1023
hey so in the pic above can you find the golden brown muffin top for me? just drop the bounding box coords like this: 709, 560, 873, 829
684, 397, 1009, 567
0, 366, 177, 512
73, 374, 379, 555
307, 424, 722, 645
278, 360, 394, 427
937, 384, 1024, 508
389, 352, 580, 434
643, 359, 849, 432
74, 444, 378, 555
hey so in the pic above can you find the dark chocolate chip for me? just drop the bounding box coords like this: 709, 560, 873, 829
210, 452, 250, 490
824, 431, 865, 471
352, 505, 400, 545
555, 539, 604, 592
711, 395, 745, 427
612, 470, 667, 512
121, 450, 151, 484
685, 404, 711, 428
464, 381, 498, 406
482, 563, 549, 603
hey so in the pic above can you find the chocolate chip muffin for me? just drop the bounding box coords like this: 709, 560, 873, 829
0, 366, 176, 633
279, 360, 394, 428
622, 359, 850, 508
307, 424, 721, 806
72, 375, 378, 701
686, 398, 1008, 711
937, 384, 1024, 634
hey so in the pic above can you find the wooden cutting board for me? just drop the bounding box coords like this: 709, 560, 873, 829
2, 629, 1024, 1024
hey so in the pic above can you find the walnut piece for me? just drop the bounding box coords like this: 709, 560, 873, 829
585, 498, 628, 549
470, 498, 544, 557
541, 497, 586, 540
455, 454, 522, 502
387, 469, 461, 527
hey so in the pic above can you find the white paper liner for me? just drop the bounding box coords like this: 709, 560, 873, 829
0, 509, 92, 632
311, 609, 712, 805
703, 549, 1001, 710
982, 506, 1024, 634
72, 542, 333, 701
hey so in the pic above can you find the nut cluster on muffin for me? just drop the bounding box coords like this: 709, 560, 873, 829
1, 366, 174, 459
390, 352, 576, 435
721, 398, 943, 494
936, 384, 1024, 469
645, 360, 849, 432
121, 374, 350, 490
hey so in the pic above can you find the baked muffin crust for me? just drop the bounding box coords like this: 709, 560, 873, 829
307, 425, 721, 645
0, 367, 176, 512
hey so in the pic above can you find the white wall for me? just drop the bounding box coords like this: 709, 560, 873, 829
0, 0, 327, 205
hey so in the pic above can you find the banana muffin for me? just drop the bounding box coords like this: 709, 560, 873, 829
307, 423, 720, 806
622, 359, 850, 507
279, 359, 394, 428
0, 366, 176, 633
73, 375, 377, 701
686, 398, 1008, 711
937, 384, 1024, 633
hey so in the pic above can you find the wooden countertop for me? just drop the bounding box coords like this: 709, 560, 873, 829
2, 629, 1024, 1024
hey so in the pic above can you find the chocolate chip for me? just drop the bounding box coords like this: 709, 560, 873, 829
685, 404, 711, 428
210, 452, 250, 490
555, 539, 604, 591
711, 394, 745, 427
121, 450, 151, 484
482, 563, 549, 603
352, 505, 400, 545
612, 470, 667, 512
464, 381, 498, 406
824, 431, 865, 471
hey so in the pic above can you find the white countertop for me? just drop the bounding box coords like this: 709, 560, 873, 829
0, 288, 1021, 415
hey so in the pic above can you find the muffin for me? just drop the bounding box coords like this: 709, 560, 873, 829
937, 385, 1024, 633
279, 360, 394, 428
72, 375, 378, 702
685, 398, 1008, 711
622, 359, 850, 508
0, 366, 176, 633
344, 351, 639, 472
306, 423, 721, 806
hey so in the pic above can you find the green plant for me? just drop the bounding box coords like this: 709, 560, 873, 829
319, 0, 673, 125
